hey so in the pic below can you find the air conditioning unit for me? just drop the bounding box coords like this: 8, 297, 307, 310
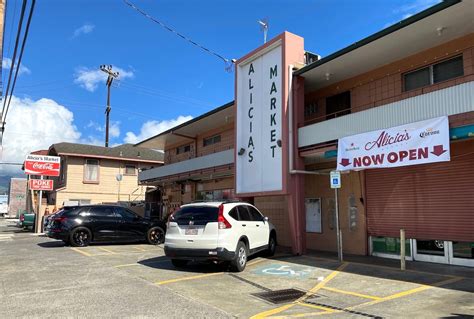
305, 51, 321, 65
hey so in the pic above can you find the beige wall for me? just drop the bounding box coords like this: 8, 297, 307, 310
304, 167, 367, 255
54, 156, 152, 206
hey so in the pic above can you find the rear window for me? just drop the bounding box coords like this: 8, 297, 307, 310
56, 207, 82, 217
173, 206, 219, 225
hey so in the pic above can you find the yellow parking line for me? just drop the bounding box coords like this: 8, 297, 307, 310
345, 276, 464, 311
321, 286, 381, 300
70, 247, 92, 257
299, 302, 335, 313
97, 247, 116, 254
156, 272, 224, 285
155, 258, 266, 285
133, 246, 146, 252
250, 262, 348, 319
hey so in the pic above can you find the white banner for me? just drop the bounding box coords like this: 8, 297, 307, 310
236, 44, 282, 194
337, 116, 450, 171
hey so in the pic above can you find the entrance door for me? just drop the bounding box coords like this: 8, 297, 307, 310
449, 241, 474, 267
414, 240, 474, 266
413, 239, 449, 264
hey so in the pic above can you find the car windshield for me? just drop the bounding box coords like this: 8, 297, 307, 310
173, 206, 219, 226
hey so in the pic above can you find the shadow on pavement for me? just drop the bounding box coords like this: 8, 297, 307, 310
37, 241, 66, 248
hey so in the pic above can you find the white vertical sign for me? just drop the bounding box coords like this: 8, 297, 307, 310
236, 44, 282, 194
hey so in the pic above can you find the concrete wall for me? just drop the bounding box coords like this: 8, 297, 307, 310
8, 178, 27, 218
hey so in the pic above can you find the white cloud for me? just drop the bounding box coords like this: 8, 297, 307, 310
2, 58, 31, 75
393, 0, 441, 14
124, 115, 193, 145
110, 121, 120, 138
74, 66, 134, 92
85, 120, 120, 138
0, 96, 82, 175
385, 0, 441, 28
72, 23, 95, 38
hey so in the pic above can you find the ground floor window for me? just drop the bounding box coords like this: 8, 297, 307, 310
195, 189, 234, 201
371, 236, 411, 257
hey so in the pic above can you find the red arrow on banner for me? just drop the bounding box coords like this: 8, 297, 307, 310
339, 158, 351, 167
431, 145, 447, 156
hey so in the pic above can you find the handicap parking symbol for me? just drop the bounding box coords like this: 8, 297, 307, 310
253, 263, 313, 279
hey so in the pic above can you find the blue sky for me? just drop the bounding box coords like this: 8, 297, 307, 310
0, 0, 440, 173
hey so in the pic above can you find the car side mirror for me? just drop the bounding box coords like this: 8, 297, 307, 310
264, 216, 269, 223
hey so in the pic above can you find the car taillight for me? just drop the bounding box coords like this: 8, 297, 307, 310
53, 216, 67, 223
167, 212, 176, 227
217, 204, 231, 229
20, 215, 24, 222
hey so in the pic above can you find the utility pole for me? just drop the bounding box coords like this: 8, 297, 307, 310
99, 65, 119, 147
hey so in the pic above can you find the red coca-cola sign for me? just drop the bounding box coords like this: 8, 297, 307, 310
24, 155, 61, 177
29, 179, 54, 191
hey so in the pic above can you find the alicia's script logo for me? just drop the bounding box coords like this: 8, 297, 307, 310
420, 127, 440, 138
365, 130, 410, 151
32, 163, 54, 170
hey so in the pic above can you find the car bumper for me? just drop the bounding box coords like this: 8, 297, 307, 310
164, 246, 235, 261
46, 229, 69, 241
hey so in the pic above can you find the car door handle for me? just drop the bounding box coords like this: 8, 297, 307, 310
256, 224, 260, 227
242, 224, 246, 227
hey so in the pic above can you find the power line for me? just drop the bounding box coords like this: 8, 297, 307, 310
123, 0, 234, 72
1, 0, 27, 122
3, 0, 36, 125
2, 0, 18, 86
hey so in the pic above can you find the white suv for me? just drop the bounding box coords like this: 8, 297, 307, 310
164, 201, 277, 272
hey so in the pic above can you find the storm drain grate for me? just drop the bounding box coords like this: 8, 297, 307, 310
252, 288, 307, 304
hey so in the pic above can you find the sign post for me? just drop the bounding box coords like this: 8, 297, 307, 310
24, 154, 61, 234
330, 171, 343, 262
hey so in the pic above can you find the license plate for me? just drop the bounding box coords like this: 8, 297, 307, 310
185, 227, 198, 235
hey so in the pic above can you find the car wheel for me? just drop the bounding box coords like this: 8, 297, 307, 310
231, 241, 248, 272
70, 227, 92, 247
266, 233, 276, 257
171, 259, 188, 267
147, 226, 165, 245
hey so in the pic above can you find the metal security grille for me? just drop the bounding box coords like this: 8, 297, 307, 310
252, 289, 306, 304
366, 139, 474, 242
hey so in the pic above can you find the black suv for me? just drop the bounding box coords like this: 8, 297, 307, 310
45, 205, 166, 247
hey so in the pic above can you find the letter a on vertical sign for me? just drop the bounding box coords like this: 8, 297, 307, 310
236, 43, 283, 194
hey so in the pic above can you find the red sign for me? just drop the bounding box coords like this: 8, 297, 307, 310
29, 179, 54, 191
24, 155, 60, 177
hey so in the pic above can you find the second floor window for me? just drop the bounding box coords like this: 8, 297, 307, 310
125, 164, 136, 175
203, 134, 221, 147
326, 91, 351, 120
84, 159, 99, 182
404, 55, 464, 92
176, 144, 191, 155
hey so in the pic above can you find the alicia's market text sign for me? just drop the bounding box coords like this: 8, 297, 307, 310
24, 154, 61, 177
337, 116, 450, 171
236, 44, 282, 194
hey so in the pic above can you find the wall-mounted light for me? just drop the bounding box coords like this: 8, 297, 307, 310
436, 26, 446, 36
325, 72, 331, 81
238, 148, 246, 156
276, 139, 282, 147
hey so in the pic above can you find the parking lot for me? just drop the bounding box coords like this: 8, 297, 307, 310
1, 219, 473, 318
